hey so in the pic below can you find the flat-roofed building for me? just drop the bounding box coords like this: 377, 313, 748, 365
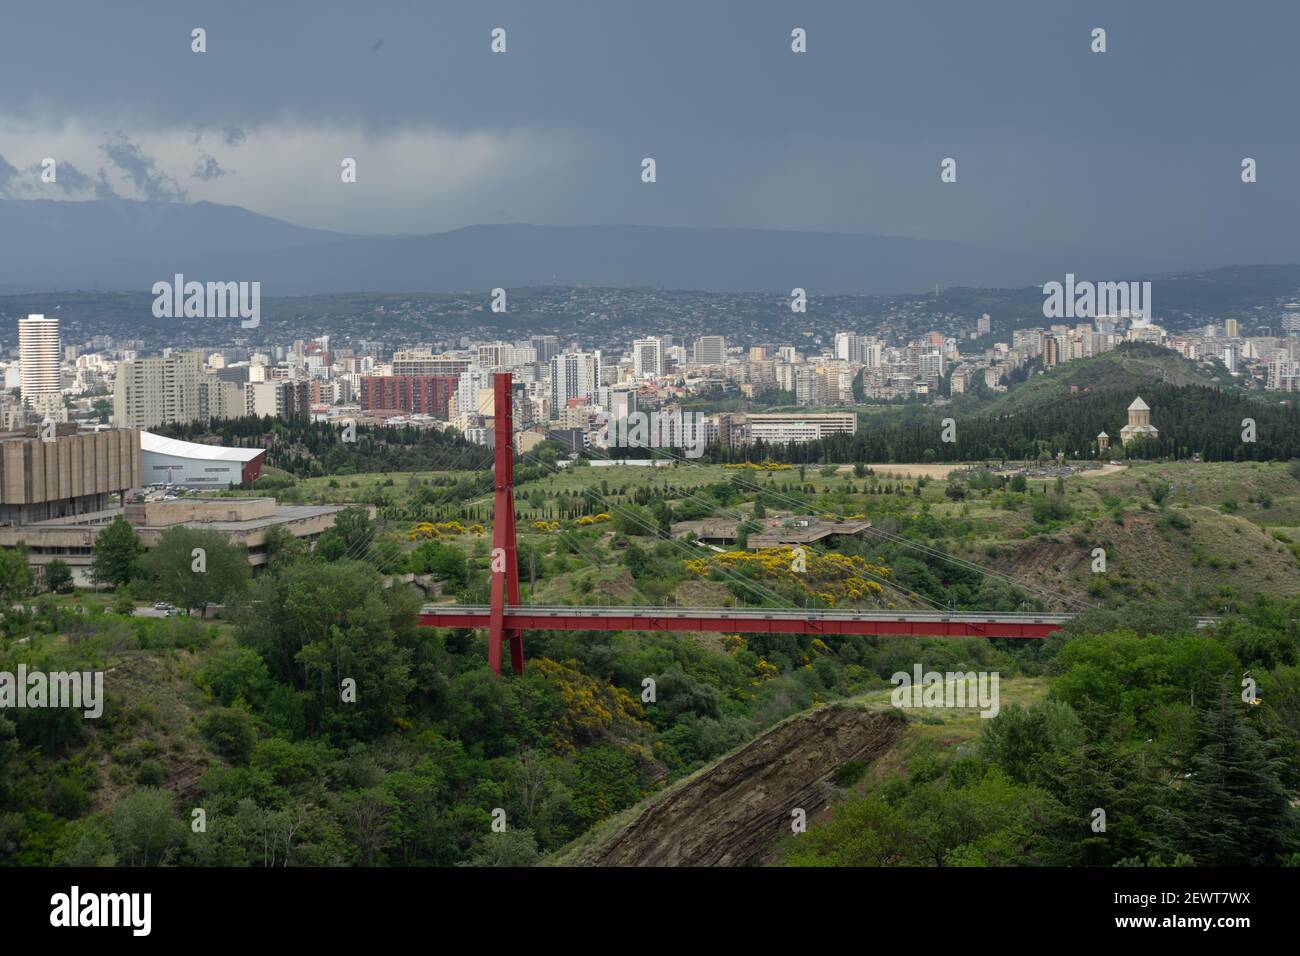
744, 412, 857, 445
113, 350, 205, 429
0, 496, 346, 586
359, 375, 457, 419
0, 425, 140, 524
391, 350, 472, 377
747, 516, 872, 549
19, 314, 61, 407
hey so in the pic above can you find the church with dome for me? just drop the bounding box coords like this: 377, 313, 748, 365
1098, 397, 1159, 451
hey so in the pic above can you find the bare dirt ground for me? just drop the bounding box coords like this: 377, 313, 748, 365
836, 463, 968, 479
1078, 462, 1128, 478
837, 461, 1129, 481
574, 703, 905, 866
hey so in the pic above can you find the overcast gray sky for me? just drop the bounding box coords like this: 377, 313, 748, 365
1, 0, 1297, 272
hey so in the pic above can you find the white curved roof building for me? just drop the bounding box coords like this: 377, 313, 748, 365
140, 431, 265, 488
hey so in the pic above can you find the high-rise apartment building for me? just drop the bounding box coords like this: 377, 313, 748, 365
113, 351, 205, 429
834, 332, 857, 363
795, 367, 827, 406
476, 342, 537, 369
693, 336, 726, 365
360, 376, 457, 418
19, 314, 61, 407
247, 380, 313, 419
550, 351, 601, 414
633, 337, 664, 377
391, 350, 472, 377
530, 335, 559, 363
201, 376, 248, 422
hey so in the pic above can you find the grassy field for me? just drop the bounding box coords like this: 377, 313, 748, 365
212, 456, 1300, 615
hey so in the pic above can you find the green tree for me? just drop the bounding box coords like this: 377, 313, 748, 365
235, 559, 416, 742
0, 715, 17, 804
459, 829, 540, 867
91, 516, 143, 589
138, 526, 250, 613
1167, 685, 1299, 865
0, 545, 33, 602
110, 788, 185, 866
198, 707, 258, 765
43, 558, 73, 594
333, 506, 375, 557
262, 524, 307, 568
573, 745, 640, 827
409, 540, 468, 587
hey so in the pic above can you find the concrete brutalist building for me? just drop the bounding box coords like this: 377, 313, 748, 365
0, 425, 140, 525
0, 425, 343, 586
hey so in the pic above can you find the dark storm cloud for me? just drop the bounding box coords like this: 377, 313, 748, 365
35, 159, 98, 195
99, 134, 187, 202
93, 170, 120, 199
0, 154, 17, 195
0, 154, 103, 198
192, 153, 226, 181
0, 0, 1295, 268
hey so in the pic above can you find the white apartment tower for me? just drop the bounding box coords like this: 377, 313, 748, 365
19, 314, 61, 407
834, 332, 871, 364
633, 337, 665, 377
550, 351, 601, 414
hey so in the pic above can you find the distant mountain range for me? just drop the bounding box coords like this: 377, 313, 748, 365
2, 198, 1131, 297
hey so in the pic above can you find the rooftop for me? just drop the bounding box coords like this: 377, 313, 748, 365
140, 431, 263, 463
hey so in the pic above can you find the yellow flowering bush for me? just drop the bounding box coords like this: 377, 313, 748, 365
530, 657, 650, 753
724, 461, 791, 471
407, 520, 480, 541
683, 547, 889, 607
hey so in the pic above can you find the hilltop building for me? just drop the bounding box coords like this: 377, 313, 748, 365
1119, 396, 1159, 446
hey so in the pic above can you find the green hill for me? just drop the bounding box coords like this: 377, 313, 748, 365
978, 343, 1227, 418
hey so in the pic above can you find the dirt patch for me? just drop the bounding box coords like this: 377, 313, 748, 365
1079, 462, 1128, 478
839, 463, 966, 480
986, 508, 1300, 607
573, 703, 906, 866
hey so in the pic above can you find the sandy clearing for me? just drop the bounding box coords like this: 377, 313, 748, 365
835, 463, 968, 479
835, 461, 1128, 480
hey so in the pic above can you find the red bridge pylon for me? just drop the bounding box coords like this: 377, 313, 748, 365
488, 372, 524, 676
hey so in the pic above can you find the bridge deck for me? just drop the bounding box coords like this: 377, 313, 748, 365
418, 604, 1077, 639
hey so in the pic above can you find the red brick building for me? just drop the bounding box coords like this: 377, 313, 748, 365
359, 376, 456, 418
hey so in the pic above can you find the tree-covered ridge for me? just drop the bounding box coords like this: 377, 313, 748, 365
153, 414, 492, 478
710, 380, 1300, 465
